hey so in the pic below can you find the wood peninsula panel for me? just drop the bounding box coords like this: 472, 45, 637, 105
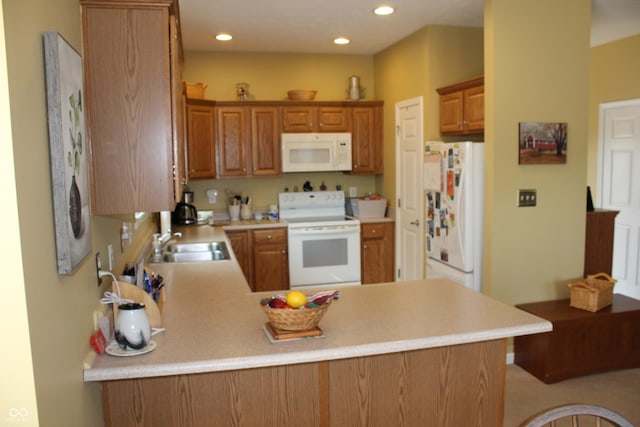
101, 339, 506, 426
103, 363, 321, 426
328, 340, 505, 426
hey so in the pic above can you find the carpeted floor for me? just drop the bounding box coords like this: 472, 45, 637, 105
504, 364, 640, 426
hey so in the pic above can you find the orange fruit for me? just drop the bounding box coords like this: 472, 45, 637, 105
285, 291, 307, 308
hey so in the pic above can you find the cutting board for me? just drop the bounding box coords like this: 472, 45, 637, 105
264, 323, 323, 341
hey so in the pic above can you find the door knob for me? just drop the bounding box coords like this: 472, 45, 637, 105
410, 219, 420, 226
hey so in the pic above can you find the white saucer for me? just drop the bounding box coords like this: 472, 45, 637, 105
106, 340, 157, 357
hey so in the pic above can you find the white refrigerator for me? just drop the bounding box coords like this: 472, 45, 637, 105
424, 141, 484, 291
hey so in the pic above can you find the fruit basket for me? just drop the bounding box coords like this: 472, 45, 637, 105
567, 272, 617, 312
260, 290, 339, 331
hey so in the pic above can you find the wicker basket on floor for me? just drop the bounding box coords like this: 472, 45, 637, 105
567, 272, 617, 312
263, 304, 330, 331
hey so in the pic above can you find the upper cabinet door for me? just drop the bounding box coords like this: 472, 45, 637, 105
251, 107, 281, 176
463, 85, 484, 134
350, 103, 383, 174
439, 92, 465, 134
82, 1, 182, 214
318, 107, 350, 132
282, 106, 316, 132
186, 102, 216, 179
217, 106, 250, 177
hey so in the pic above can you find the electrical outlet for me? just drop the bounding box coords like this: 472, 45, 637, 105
518, 189, 537, 207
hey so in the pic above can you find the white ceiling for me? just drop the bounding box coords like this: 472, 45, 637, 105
180, 0, 640, 54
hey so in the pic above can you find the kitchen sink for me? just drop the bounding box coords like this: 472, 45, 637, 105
164, 242, 226, 253
149, 241, 231, 263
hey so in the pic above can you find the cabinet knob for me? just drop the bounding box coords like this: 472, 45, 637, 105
363, 244, 368, 249
281, 249, 286, 254
267, 235, 272, 239
372, 230, 377, 234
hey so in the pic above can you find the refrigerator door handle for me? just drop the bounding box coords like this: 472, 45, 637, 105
410, 219, 420, 226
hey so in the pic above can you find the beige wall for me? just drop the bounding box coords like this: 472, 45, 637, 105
2, 1, 154, 425
373, 26, 483, 201
588, 34, 640, 203
484, 0, 590, 302
183, 51, 375, 101
0, 2, 39, 425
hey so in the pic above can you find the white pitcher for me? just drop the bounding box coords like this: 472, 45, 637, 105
115, 302, 151, 350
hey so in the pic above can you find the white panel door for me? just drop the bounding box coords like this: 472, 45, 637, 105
395, 97, 424, 281
600, 99, 640, 299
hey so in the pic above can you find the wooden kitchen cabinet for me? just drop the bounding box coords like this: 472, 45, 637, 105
437, 76, 484, 136
216, 105, 250, 177
213, 100, 383, 176
251, 107, 281, 176
361, 222, 395, 284
81, 0, 185, 214
351, 102, 383, 174
226, 230, 251, 282
282, 104, 350, 132
226, 228, 288, 291
185, 100, 216, 179
216, 103, 281, 178
252, 228, 289, 292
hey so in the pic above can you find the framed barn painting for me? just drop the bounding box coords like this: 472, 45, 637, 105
518, 122, 568, 165
44, 32, 92, 274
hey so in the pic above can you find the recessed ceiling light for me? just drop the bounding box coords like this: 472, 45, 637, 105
334, 37, 350, 45
215, 33, 232, 41
374, 6, 394, 15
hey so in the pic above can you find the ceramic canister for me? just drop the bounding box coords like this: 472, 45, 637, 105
115, 302, 151, 350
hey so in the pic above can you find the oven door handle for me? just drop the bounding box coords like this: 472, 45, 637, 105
288, 226, 360, 236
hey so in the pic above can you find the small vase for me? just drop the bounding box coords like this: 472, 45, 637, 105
69, 175, 82, 239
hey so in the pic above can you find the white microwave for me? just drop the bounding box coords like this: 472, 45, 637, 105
281, 133, 352, 173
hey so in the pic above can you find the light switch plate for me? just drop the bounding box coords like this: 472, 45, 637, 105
518, 189, 537, 207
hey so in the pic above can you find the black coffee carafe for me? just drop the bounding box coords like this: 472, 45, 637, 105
172, 191, 198, 225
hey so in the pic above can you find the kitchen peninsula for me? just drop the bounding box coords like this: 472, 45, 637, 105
85, 225, 551, 426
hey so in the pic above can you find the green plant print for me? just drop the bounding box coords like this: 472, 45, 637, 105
67, 89, 83, 176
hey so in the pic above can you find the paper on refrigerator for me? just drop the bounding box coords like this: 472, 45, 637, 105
423, 152, 442, 191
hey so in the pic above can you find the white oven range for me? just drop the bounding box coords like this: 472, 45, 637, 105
279, 191, 361, 289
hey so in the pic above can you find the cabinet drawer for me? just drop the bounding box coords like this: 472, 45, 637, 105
253, 228, 287, 244
362, 223, 387, 239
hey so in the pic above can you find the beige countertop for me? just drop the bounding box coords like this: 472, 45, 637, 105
84, 224, 550, 382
